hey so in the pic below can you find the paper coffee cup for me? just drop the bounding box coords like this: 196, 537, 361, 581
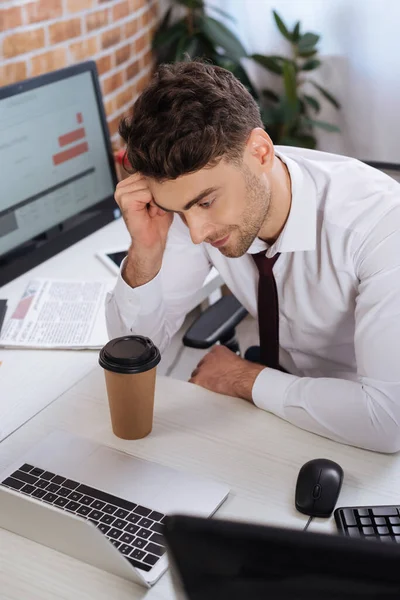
99, 336, 161, 440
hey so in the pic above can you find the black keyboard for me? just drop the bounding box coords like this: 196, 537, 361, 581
335, 505, 400, 542
1, 463, 167, 572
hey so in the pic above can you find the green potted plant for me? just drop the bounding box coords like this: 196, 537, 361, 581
251, 10, 341, 147
151, 0, 257, 97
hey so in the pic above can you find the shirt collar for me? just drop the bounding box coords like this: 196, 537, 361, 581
247, 149, 317, 258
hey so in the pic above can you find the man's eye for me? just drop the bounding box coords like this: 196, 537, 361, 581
199, 198, 216, 209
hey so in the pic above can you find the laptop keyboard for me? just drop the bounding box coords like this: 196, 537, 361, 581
1, 463, 167, 572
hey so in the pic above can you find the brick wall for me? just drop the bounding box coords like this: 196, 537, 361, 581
0, 0, 159, 147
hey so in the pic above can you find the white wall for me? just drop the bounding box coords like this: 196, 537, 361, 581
208, 0, 400, 162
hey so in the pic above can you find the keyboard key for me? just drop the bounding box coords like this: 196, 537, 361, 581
342, 509, 357, 527
132, 537, 147, 549
21, 484, 35, 495
372, 507, 398, 517
149, 533, 165, 547
19, 464, 34, 472
360, 517, 372, 526
392, 526, 400, 535
100, 514, 115, 525
41, 471, 56, 481
138, 518, 153, 529
68, 491, 83, 502
2, 477, 24, 490
97, 524, 111, 534
43, 493, 57, 503
88, 510, 103, 521
381, 536, 394, 542
108, 528, 122, 540
127, 557, 151, 572
57, 487, 71, 497
32, 488, 46, 499
54, 496, 69, 507
347, 528, 361, 538
120, 533, 135, 545
151, 522, 165, 534
143, 553, 159, 567
125, 524, 139, 535
91, 500, 105, 511
148, 511, 164, 522
115, 508, 130, 519
113, 519, 128, 530
65, 501, 80, 512
374, 517, 386, 526
390, 517, 400, 526
46, 483, 61, 494
11, 470, 37, 485
52, 475, 65, 485
111, 539, 121, 548
103, 504, 117, 515
134, 506, 152, 518
119, 544, 132, 555
76, 505, 91, 516
76, 484, 136, 511
377, 526, 389, 535
36, 479, 50, 490
357, 509, 370, 517
126, 513, 140, 524
362, 527, 375, 535
80, 495, 94, 506
63, 479, 79, 490
146, 542, 166, 557
130, 548, 146, 561
137, 528, 152, 540
31, 468, 45, 477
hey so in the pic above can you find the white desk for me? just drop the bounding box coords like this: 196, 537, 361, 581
1, 368, 400, 599
0, 217, 222, 442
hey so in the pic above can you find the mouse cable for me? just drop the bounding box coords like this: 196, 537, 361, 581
303, 516, 314, 531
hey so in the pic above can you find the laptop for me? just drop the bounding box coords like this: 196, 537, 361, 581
0, 431, 229, 587
164, 515, 400, 599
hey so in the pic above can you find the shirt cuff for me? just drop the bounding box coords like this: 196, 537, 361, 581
252, 367, 299, 418
111, 257, 163, 317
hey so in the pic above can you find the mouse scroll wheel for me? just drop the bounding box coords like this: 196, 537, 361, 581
312, 484, 321, 499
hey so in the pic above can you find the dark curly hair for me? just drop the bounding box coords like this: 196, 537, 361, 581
119, 60, 263, 181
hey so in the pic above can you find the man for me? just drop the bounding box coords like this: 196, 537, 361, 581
106, 61, 400, 453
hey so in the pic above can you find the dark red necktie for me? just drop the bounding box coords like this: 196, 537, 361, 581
252, 251, 281, 369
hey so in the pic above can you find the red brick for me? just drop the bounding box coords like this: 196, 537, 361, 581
125, 58, 139, 80
67, 0, 93, 12
31, 47, 67, 77
0, 7, 23, 32
124, 17, 138, 38
0, 61, 27, 86
135, 33, 146, 54
49, 19, 81, 44
112, 0, 129, 21
86, 8, 108, 31
101, 26, 121, 50
96, 54, 112, 75
102, 70, 124, 95
69, 36, 98, 61
116, 43, 131, 65
137, 74, 149, 93
3, 28, 45, 58
116, 84, 135, 110
142, 8, 151, 26
104, 98, 115, 117
143, 49, 153, 68
25, 0, 62, 24
108, 114, 122, 137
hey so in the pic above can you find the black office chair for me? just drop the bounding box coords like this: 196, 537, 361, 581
183, 161, 400, 357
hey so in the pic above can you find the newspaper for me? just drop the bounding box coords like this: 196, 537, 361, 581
0, 279, 112, 349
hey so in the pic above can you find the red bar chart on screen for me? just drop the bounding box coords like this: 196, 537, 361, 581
52, 142, 89, 166
58, 127, 86, 147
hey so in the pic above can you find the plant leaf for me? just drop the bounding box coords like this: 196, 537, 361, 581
273, 10, 293, 42
304, 117, 340, 132
208, 5, 236, 23
292, 21, 301, 42
298, 32, 320, 52
283, 60, 297, 108
251, 54, 284, 74
173, 0, 204, 8
301, 58, 321, 71
152, 20, 187, 50
309, 81, 341, 109
298, 49, 318, 58
262, 88, 280, 102
303, 94, 321, 113
280, 134, 317, 148
200, 15, 247, 59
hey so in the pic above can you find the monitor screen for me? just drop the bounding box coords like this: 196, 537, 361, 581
0, 61, 118, 285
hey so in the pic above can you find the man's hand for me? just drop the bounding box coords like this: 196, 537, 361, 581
189, 345, 265, 401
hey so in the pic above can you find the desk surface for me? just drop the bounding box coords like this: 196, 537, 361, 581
0, 218, 222, 443
1, 369, 400, 599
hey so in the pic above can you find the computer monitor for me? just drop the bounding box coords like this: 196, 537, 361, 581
0, 61, 119, 286
165, 515, 400, 599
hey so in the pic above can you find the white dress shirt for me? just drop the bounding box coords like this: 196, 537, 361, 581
106, 147, 400, 453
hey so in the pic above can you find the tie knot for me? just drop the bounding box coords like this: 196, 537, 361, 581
252, 251, 280, 276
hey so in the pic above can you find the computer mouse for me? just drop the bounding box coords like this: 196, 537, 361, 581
295, 458, 343, 518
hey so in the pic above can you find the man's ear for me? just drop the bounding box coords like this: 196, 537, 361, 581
244, 127, 275, 172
